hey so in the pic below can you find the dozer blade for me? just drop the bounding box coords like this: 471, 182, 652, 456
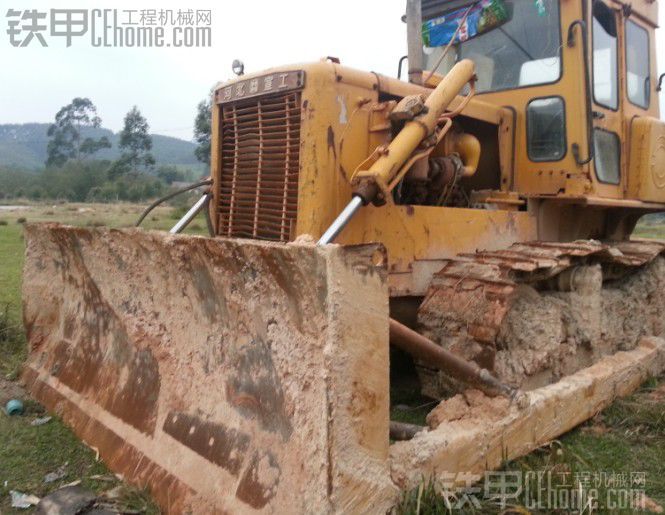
21, 223, 398, 513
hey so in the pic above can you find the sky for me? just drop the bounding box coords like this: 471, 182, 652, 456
0, 0, 664, 142
0, 0, 405, 140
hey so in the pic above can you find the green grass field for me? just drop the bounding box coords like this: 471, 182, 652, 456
0, 204, 663, 513
0, 202, 208, 513
397, 376, 665, 513
635, 216, 665, 240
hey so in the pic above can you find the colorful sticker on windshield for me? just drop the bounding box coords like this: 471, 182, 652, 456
422, 0, 509, 47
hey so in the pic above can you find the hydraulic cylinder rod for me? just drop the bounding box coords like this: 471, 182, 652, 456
170, 193, 210, 234
317, 196, 363, 245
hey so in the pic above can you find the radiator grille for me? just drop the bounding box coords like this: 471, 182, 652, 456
218, 91, 301, 241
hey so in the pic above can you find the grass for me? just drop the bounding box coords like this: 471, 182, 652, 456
634, 213, 665, 239
0, 224, 24, 326
0, 200, 209, 513
0, 406, 158, 514
635, 225, 665, 240
397, 377, 665, 513
0, 305, 24, 381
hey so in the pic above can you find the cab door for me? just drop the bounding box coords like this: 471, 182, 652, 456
588, 0, 624, 198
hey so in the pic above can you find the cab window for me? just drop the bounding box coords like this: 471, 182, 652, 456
527, 97, 566, 161
625, 20, 650, 109
594, 129, 620, 184
422, 0, 562, 93
592, 1, 618, 110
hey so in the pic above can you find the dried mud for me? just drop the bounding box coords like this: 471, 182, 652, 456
420, 257, 665, 394
496, 257, 665, 389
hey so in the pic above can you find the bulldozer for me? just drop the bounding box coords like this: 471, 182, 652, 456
21, 0, 665, 512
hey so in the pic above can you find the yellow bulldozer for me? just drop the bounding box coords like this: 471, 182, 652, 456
21, 0, 665, 512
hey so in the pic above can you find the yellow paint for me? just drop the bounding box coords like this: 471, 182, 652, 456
628, 117, 665, 202
351, 60, 476, 202
209, 0, 665, 297
339, 205, 537, 295
443, 131, 481, 177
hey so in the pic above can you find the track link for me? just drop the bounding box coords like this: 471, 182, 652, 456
417, 239, 665, 388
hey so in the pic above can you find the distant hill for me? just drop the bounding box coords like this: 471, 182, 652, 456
0, 123, 201, 170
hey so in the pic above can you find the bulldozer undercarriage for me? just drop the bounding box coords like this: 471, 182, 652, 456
20, 223, 665, 513
417, 239, 665, 396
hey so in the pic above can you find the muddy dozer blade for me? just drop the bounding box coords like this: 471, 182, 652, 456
21, 224, 397, 513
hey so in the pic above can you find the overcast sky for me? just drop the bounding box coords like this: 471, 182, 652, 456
1, 0, 664, 142
0, 0, 405, 140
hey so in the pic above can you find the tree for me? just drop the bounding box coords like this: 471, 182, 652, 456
46, 97, 111, 167
194, 97, 211, 165
111, 106, 155, 177
80, 136, 111, 156
156, 164, 184, 184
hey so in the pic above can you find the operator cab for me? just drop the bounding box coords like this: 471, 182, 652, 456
406, 0, 663, 207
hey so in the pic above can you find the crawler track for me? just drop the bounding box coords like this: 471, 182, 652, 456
418, 239, 665, 374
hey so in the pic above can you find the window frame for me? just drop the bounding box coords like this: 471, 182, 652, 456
526, 95, 568, 162
624, 18, 651, 110
591, 0, 620, 111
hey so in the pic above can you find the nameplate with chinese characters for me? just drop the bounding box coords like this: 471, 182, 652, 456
215, 70, 305, 104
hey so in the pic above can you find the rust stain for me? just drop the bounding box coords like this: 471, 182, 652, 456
235, 451, 281, 509
327, 125, 337, 161
24, 373, 196, 514
162, 411, 250, 476
228, 338, 293, 441
338, 139, 352, 183
27, 228, 161, 435
226, 384, 262, 411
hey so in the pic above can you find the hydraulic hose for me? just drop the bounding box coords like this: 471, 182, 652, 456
135, 178, 213, 228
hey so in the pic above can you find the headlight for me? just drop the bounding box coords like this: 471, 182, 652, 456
231, 59, 245, 76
